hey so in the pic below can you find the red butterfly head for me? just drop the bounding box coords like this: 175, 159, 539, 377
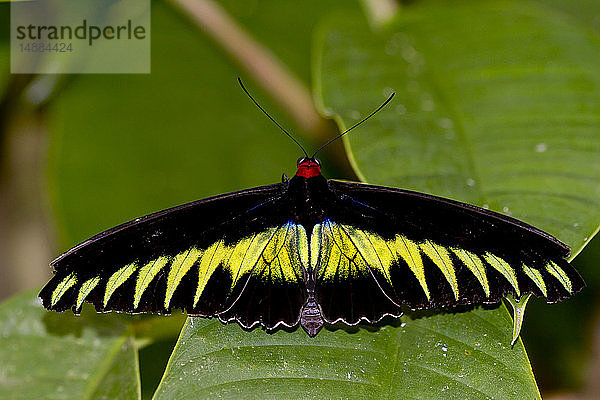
296, 157, 321, 178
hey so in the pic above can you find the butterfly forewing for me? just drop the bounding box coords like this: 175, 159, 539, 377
320, 180, 584, 313
39, 183, 309, 330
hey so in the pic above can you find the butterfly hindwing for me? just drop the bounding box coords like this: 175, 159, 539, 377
39, 183, 307, 330
219, 222, 308, 329
311, 219, 402, 325
315, 180, 584, 315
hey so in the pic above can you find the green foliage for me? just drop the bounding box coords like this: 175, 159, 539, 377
317, 2, 600, 252
0, 5, 10, 93
0, 0, 598, 399
152, 308, 538, 399
0, 290, 141, 400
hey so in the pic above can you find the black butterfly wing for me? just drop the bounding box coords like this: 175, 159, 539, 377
313, 180, 584, 322
39, 183, 308, 331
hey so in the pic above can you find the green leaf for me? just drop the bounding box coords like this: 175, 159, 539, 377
538, 0, 600, 37
316, 1, 600, 255
154, 308, 538, 399
48, 2, 299, 247
0, 4, 10, 93
0, 290, 140, 400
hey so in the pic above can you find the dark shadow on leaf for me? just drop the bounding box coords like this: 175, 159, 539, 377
403, 302, 501, 321
42, 304, 145, 338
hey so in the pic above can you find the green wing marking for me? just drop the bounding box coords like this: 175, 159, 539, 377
310, 220, 402, 324
312, 220, 395, 288
313, 220, 465, 306
344, 226, 394, 283
46, 214, 581, 322
104, 263, 138, 307
546, 261, 572, 293
192, 223, 306, 309
76, 276, 101, 310
194, 223, 307, 308
258, 223, 304, 282
451, 248, 489, 297
165, 248, 203, 309
134, 256, 169, 309
395, 236, 429, 300
193, 240, 225, 307
314, 221, 371, 280
483, 253, 520, 297
51, 272, 77, 307
420, 240, 459, 300
522, 264, 547, 297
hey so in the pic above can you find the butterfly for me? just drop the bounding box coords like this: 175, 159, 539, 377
40, 79, 585, 337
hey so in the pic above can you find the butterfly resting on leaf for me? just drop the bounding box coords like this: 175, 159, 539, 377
40, 80, 585, 338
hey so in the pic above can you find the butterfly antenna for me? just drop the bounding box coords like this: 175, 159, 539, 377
311, 92, 395, 158
238, 77, 308, 157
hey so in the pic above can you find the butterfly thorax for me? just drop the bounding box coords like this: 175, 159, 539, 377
286, 173, 332, 231
285, 157, 335, 232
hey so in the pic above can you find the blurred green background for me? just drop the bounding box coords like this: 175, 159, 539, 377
0, 0, 599, 399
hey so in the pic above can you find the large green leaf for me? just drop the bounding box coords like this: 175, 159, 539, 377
49, 1, 300, 247
539, 0, 600, 37
316, 0, 600, 254
0, 290, 140, 400
154, 308, 538, 399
